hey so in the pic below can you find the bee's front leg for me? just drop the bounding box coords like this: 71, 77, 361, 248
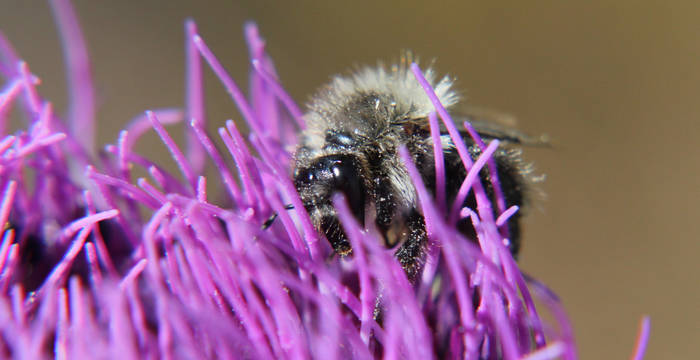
394, 209, 428, 282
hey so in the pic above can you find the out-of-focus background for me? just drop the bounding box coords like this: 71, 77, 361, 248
1, 1, 698, 358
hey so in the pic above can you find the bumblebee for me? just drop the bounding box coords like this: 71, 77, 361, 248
293, 55, 535, 279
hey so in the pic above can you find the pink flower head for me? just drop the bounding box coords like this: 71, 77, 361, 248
0, 1, 651, 359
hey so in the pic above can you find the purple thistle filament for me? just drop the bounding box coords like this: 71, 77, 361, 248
0, 1, 652, 359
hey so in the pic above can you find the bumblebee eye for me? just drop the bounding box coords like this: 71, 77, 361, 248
328, 157, 355, 185
295, 154, 366, 222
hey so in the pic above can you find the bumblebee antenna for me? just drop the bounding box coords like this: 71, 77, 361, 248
261, 204, 295, 230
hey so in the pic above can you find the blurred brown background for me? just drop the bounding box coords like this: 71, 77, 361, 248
1, 1, 698, 358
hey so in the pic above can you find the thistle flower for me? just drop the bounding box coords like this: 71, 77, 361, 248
0, 1, 650, 359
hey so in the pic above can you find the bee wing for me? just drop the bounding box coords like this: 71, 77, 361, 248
449, 106, 550, 147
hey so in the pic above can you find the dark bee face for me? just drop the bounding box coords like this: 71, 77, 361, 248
294, 153, 367, 255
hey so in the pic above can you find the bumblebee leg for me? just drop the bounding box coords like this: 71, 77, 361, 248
320, 215, 353, 256
370, 168, 398, 245
394, 209, 427, 281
